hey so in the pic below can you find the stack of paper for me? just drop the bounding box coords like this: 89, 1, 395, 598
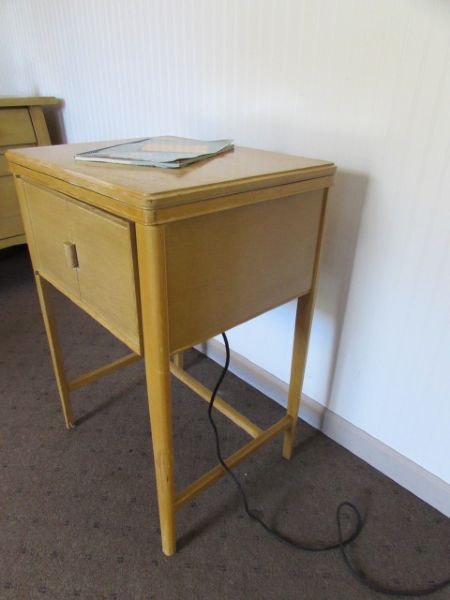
75, 136, 234, 168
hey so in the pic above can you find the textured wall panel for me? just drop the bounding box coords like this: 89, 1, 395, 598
1, 0, 449, 483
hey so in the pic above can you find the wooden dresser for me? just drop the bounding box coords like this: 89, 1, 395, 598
0, 96, 59, 250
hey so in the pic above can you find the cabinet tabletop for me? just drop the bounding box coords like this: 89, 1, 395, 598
7, 140, 335, 223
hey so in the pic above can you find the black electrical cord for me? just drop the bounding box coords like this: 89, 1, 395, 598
206, 332, 450, 597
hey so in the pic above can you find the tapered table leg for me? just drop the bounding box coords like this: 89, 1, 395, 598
282, 293, 313, 459
35, 275, 74, 428
172, 352, 184, 369
136, 223, 176, 556
283, 189, 328, 459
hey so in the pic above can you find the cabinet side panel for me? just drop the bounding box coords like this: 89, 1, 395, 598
165, 189, 324, 352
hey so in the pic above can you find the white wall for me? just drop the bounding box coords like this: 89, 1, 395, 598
1, 0, 449, 487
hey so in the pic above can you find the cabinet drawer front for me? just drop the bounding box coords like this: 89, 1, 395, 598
23, 181, 80, 296
0, 108, 36, 146
23, 182, 141, 353
0, 175, 24, 239
71, 199, 141, 353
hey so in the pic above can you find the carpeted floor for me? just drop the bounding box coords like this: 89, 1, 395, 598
1, 245, 449, 600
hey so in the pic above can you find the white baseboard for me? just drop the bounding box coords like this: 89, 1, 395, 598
196, 339, 450, 518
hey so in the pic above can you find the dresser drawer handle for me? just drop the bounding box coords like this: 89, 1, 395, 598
63, 242, 79, 269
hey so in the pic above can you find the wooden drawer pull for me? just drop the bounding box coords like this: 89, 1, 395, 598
64, 241, 79, 268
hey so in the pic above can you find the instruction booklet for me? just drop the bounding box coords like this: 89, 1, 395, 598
75, 136, 234, 168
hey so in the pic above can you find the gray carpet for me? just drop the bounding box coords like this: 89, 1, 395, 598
1, 245, 449, 600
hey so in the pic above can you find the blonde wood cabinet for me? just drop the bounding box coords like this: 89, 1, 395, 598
7, 141, 335, 556
0, 96, 59, 249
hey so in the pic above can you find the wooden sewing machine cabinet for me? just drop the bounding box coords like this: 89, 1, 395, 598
6, 141, 335, 555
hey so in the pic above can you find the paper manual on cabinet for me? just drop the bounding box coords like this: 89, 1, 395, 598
74, 136, 234, 168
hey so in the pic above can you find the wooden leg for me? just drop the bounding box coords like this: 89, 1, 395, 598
34, 275, 74, 428
136, 223, 176, 556
282, 294, 314, 459
283, 188, 329, 459
172, 352, 184, 369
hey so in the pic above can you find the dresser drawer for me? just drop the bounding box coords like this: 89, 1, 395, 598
0, 108, 36, 146
22, 181, 142, 353
0, 154, 9, 176
0, 175, 23, 239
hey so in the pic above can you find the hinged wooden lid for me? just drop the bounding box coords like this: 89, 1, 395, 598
6, 140, 335, 224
